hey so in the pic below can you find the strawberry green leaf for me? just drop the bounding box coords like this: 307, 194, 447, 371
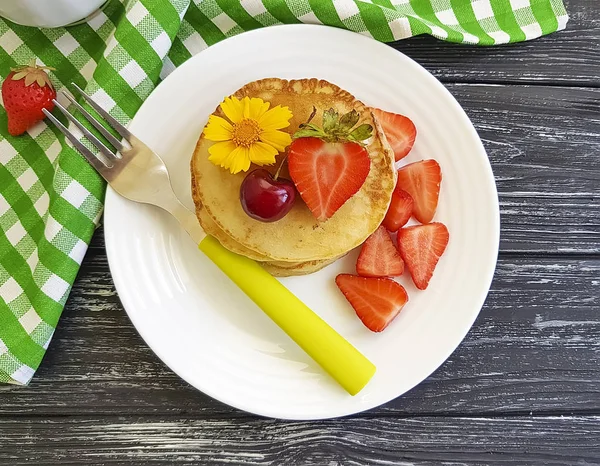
322, 108, 339, 133
339, 110, 360, 132
349, 124, 373, 142
12, 71, 28, 80
293, 126, 325, 139
298, 123, 322, 132
24, 74, 36, 86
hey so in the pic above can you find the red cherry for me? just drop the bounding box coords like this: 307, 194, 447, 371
240, 169, 296, 222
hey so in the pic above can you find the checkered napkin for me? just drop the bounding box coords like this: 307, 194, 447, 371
0, 0, 568, 385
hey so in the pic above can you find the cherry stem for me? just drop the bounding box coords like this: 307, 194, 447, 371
274, 106, 317, 180
273, 155, 288, 181
306, 106, 317, 125
298, 106, 318, 130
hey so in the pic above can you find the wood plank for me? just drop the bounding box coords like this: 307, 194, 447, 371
90, 83, 600, 254
1, 415, 599, 465
392, 0, 600, 86
1, 4, 599, 463
450, 83, 600, 253
1, 253, 598, 417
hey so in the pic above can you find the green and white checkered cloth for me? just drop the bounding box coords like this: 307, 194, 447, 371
0, 0, 568, 385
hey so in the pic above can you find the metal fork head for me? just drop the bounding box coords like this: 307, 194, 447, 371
43, 83, 175, 206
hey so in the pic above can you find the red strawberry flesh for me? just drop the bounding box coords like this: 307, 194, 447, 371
288, 138, 370, 221
397, 222, 449, 290
382, 187, 414, 232
356, 226, 404, 278
335, 274, 408, 332
396, 159, 441, 224
372, 108, 416, 162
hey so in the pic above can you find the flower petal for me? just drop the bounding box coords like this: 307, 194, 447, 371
259, 130, 292, 152
258, 105, 293, 131
241, 97, 250, 119
220, 96, 244, 123
228, 146, 252, 174
244, 97, 270, 120
203, 115, 233, 142
208, 140, 237, 168
241, 96, 265, 120
208, 142, 251, 174
249, 142, 278, 165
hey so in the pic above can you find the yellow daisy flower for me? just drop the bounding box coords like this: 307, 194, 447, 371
203, 96, 293, 174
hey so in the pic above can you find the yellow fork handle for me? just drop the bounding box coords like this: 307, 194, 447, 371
199, 235, 376, 396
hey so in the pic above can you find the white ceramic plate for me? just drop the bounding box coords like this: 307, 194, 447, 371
104, 24, 499, 420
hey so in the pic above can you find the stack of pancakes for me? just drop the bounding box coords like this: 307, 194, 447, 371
191, 78, 396, 276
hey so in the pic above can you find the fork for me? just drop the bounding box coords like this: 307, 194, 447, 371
44, 84, 376, 396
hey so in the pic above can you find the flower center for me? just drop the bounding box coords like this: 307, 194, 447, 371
232, 119, 260, 147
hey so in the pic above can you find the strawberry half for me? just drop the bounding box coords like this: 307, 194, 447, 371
397, 223, 449, 290
289, 139, 370, 221
356, 226, 404, 278
335, 274, 408, 332
372, 108, 416, 162
288, 108, 372, 221
382, 187, 414, 232
396, 160, 441, 224
1, 60, 56, 136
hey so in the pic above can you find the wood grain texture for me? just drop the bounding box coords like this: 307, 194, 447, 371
1, 415, 599, 465
450, 83, 600, 253
1, 252, 597, 417
3, 4, 600, 463
393, 0, 600, 86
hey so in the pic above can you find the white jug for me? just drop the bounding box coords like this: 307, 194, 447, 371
0, 0, 107, 28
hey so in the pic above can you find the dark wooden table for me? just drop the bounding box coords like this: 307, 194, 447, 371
2, 1, 599, 464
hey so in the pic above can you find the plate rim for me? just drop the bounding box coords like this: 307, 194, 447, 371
103, 23, 500, 420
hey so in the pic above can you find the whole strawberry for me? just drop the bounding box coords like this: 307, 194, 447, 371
2, 60, 56, 136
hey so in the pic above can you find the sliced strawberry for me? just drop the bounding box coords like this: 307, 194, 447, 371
397, 223, 449, 290
335, 274, 408, 332
372, 108, 416, 162
356, 226, 404, 278
382, 187, 413, 232
396, 160, 441, 224
288, 138, 370, 221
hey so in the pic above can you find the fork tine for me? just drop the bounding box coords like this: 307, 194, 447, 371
52, 99, 117, 164
62, 91, 126, 153
71, 83, 131, 140
42, 108, 113, 175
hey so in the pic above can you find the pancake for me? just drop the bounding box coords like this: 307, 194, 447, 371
262, 255, 339, 277
195, 199, 272, 261
196, 197, 338, 274
191, 78, 396, 262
